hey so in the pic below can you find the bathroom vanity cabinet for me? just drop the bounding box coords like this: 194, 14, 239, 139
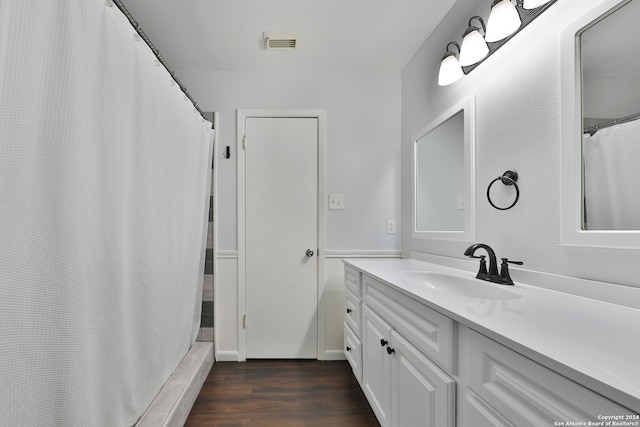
345, 265, 455, 427
343, 261, 638, 427
361, 276, 455, 427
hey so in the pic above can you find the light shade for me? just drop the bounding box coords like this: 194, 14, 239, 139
523, 0, 551, 9
485, 0, 522, 42
459, 19, 489, 66
438, 52, 464, 86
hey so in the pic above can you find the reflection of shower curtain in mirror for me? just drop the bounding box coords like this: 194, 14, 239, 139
582, 119, 640, 230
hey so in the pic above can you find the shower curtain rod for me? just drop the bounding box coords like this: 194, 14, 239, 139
584, 111, 640, 135
109, 0, 209, 123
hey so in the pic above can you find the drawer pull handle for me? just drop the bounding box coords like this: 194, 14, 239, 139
386, 347, 395, 355
380, 339, 388, 347
346, 308, 352, 314
346, 346, 351, 352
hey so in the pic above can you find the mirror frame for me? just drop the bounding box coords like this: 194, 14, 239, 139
560, 0, 640, 249
411, 95, 476, 241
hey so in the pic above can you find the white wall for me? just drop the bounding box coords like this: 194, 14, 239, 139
176, 68, 402, 358
401, 0, 640, 288
177, 68, 401, 252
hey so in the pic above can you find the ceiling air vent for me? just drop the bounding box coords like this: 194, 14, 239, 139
264, 32, 300, 50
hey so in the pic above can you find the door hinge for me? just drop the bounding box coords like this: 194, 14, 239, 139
243, 135, 247, 150
243, 314, 247, 329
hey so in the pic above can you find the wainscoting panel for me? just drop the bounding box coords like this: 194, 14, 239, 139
215, 251, 400, 361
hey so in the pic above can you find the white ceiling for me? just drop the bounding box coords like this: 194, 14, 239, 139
118, 0, 459, 71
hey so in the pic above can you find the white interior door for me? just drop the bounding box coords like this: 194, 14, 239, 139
244, 116, 318, 359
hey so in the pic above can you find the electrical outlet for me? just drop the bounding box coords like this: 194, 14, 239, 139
387, 220, 396, 234
328, 194, 344, 210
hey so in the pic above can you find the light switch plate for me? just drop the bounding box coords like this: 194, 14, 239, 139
387, 220, 396, 234
329, 194, 344, 210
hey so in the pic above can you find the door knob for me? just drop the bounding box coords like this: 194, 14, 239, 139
306, 249, 315, 257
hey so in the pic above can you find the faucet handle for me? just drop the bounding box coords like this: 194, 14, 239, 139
471, 255, 488, 279
478, 255, 488, 275
499, 258, 523, 285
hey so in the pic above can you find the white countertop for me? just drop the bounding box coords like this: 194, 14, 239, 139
343, 258, 640, 413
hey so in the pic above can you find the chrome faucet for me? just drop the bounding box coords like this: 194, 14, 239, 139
464, 243, 522, 285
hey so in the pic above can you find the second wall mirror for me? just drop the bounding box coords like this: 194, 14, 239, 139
561, 0, 640, 248
580, 0, 640, 231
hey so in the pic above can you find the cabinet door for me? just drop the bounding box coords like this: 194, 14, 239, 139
362, 305, 393, 426
344, 322, 362, 384
389, 330, 456, 427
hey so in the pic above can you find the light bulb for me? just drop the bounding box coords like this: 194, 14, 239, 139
485, 0, 521, 42
438, 53, 464, 86
523, 0, 551, 9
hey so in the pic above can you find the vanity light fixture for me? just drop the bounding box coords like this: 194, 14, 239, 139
437, 0, 557, 86
438, 42, 464, 86
485, 0, 522, 42
459, 16, 489, 66
523, 0, 552, 9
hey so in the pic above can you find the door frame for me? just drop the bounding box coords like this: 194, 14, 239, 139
236, 109, 326, 361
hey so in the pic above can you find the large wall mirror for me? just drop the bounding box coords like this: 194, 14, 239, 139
561, 0, 640, 248
412, 96, 475, 241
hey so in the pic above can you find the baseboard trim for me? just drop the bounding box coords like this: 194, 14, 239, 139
215, 350, 240, 362
324, 349, 347, 361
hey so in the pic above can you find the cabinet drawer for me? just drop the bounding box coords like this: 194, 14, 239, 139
344, 322, 362, 384
466, 329, 635, 426
345, 289, 362, 337
363, 274, 456, 373
345, 265, 362, 297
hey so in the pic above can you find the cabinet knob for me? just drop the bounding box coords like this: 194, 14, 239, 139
306, 249, 315, 257
346, 308, 352, 314
346, 346, 351, 352
386, 347, 395, 355
380, 339, 388, 347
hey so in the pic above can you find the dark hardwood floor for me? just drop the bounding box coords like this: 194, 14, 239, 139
184, 359, 380, 427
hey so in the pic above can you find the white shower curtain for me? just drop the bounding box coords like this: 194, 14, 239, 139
582, 119, 640, 230
0, 1, 213, 426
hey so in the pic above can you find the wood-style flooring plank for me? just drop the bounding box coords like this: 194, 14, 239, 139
184, 360, 379, 427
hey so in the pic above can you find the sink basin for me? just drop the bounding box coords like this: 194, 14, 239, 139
398, 271, 520, 300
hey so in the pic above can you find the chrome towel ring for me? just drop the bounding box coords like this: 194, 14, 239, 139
487, 170, 519, 211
